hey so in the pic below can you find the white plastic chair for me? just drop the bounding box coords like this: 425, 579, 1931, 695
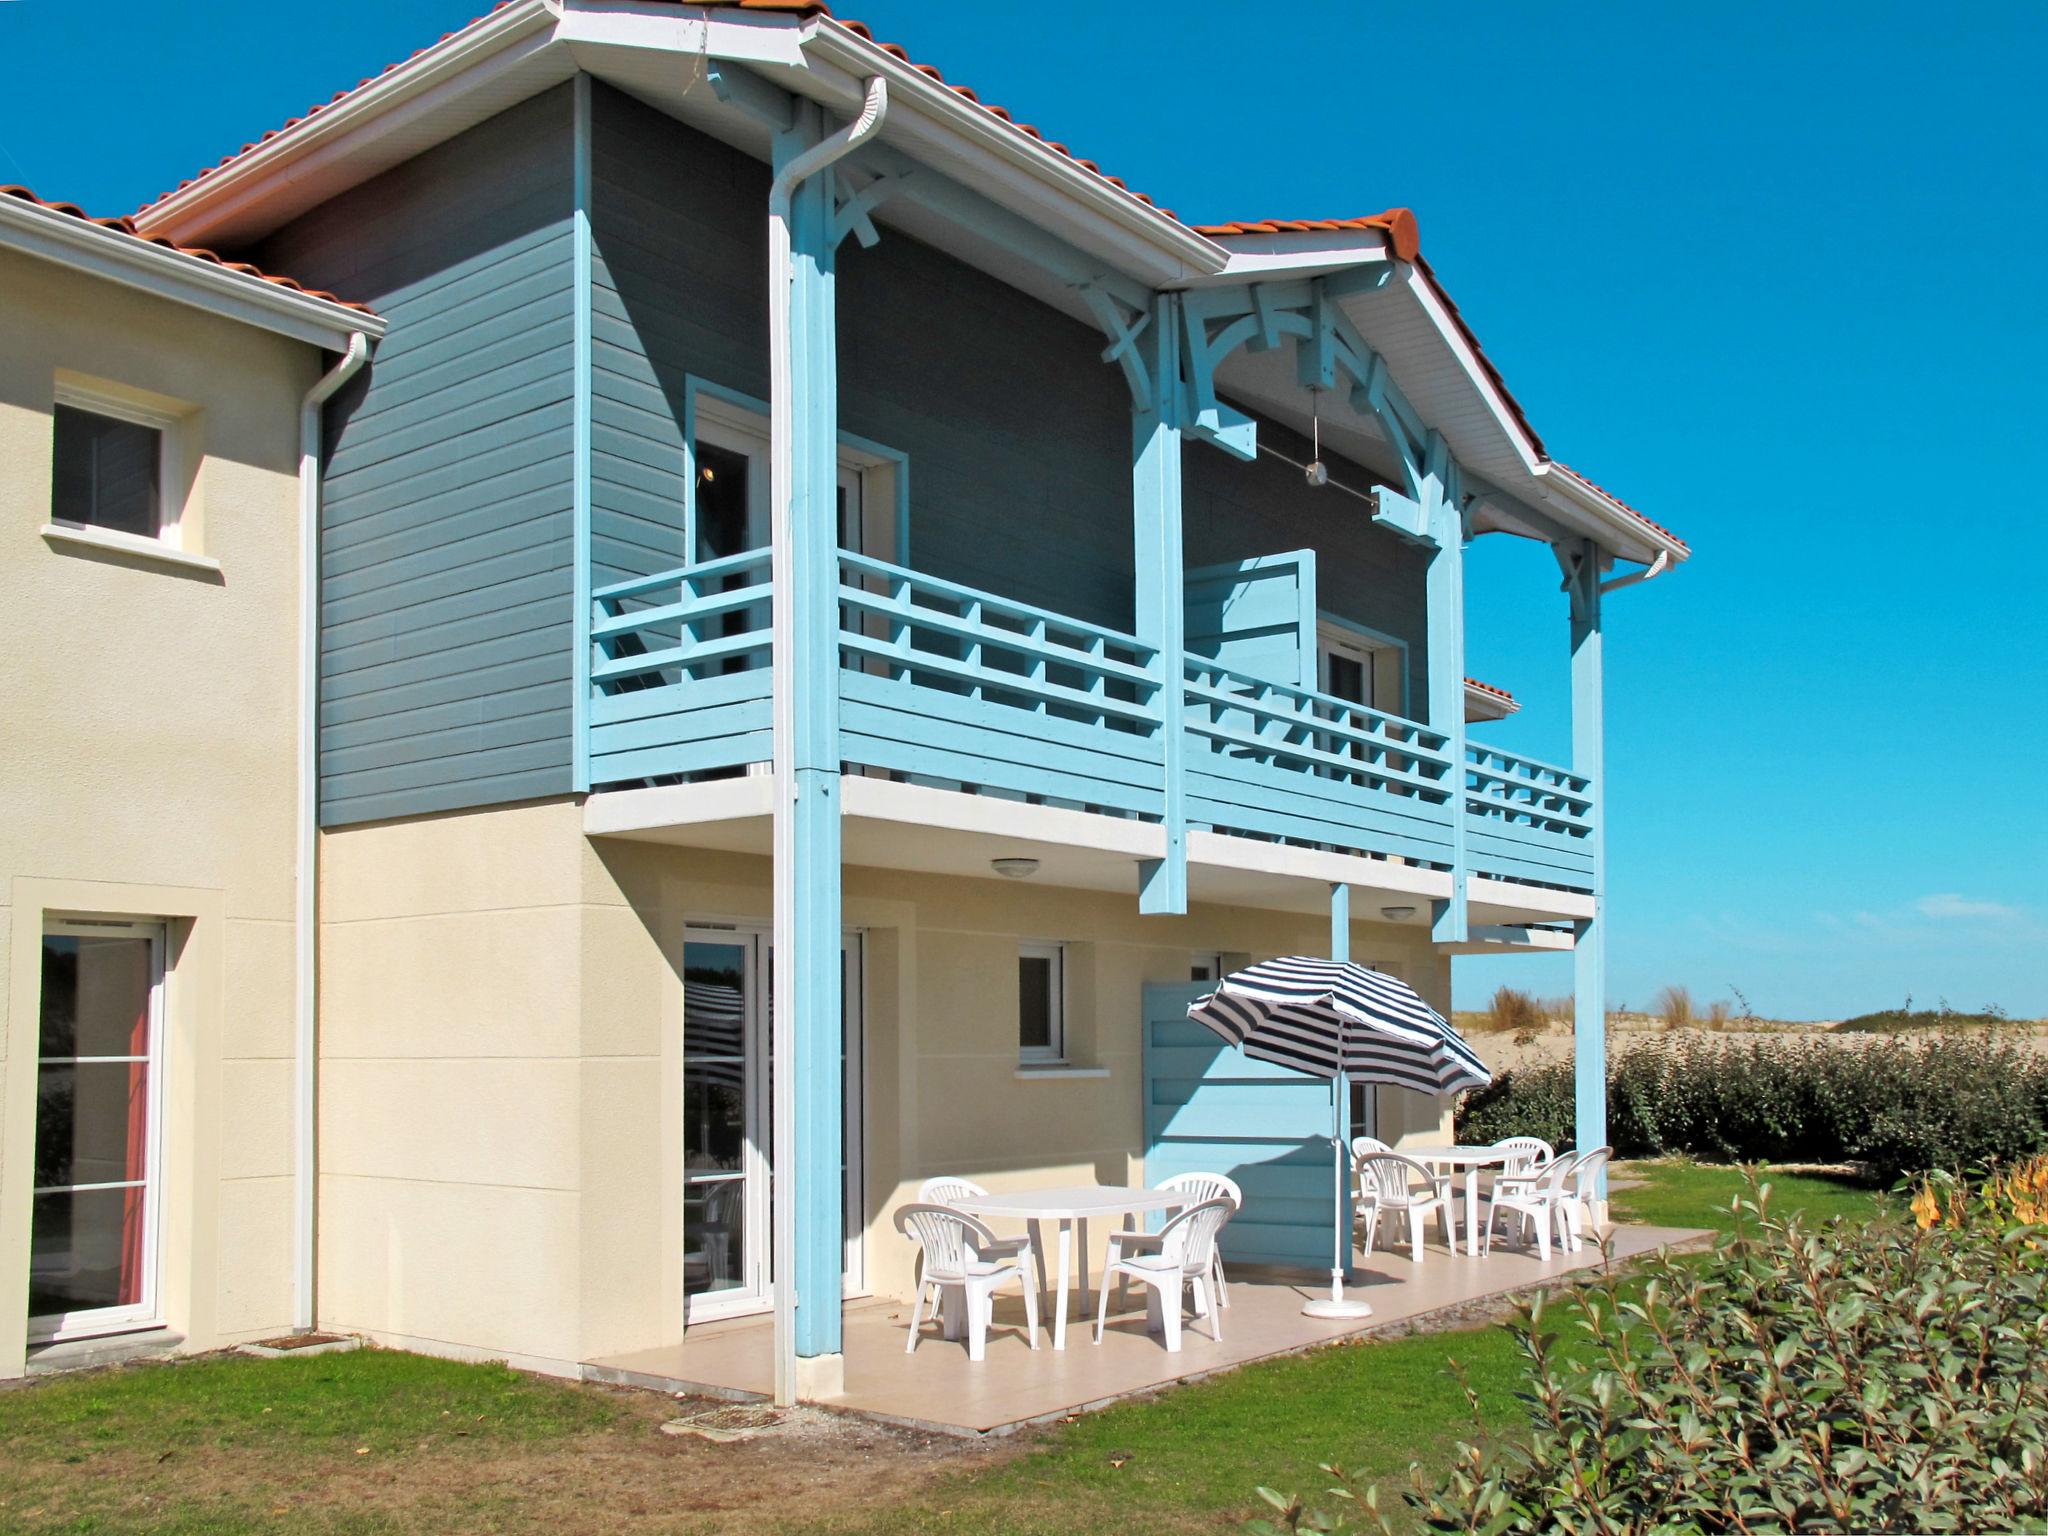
1482, 1151, 1577, 1260
1355, 1153, 1451, 1263
1111, 1172, 1243, 1312
1093, 1198, 1235, 1352
918, 1174, 1037, 1273
896, 1202, 1040, 1361
1558, 1146, 1611, 1249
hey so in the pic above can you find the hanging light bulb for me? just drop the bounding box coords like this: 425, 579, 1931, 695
1305, 392, 1329, 488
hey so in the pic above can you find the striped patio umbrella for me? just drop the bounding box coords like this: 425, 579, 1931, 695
1188, 956, 1492, 1318
1190, 956, 1491, 1097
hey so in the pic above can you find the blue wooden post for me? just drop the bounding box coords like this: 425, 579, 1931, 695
1423, 434, 1468, 944
570, 72, 593, 793
770, 101, 845, 1390
1329, 881, 1354, 1285
1134, 291, 1187, 914
1566, 540, 1607, 1187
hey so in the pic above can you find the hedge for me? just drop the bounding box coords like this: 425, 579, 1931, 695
1252, 1170, 2048, 1534
1454, 1032, 2048, 1185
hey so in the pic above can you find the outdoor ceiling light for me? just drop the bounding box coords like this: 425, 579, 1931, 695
1381, 905, 1418, 921
990, 857, 1041, 879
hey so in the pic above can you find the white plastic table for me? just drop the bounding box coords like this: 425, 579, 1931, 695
954, 1185, 1187, 1350
1404, 1144, 1511, 1256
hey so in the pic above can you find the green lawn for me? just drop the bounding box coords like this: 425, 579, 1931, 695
0, 1163, 1882, 1536
1610, 1158, 1883, 1234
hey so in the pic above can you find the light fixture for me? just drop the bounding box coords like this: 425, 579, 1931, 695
1304, 388, 1329, 487
990, 857, 1040, 880
1381, 905, 1417, 922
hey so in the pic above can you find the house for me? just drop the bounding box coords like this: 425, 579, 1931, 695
0, 185, 382, 1369
0, 1, 1686, 1399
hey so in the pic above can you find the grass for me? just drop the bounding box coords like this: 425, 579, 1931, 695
1835, 1007, 2024, 1033
1610, 1158, 1882, 1234
0, 1163, 1887, 1536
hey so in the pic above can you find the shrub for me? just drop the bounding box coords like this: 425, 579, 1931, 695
1455, 1032, 2048, 1185
1486, 986, 1543, 1035
1652, 984, 1695, 1028
1249, 1176, 2048, 1535
1704, 999, 1732, 1028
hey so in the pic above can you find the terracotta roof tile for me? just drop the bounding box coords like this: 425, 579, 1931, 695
1463, 676, 1515, 704
3, 184, 374, 316
1193, 208, 1421, 263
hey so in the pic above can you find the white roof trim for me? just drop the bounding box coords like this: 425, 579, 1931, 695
0, 194, 382, 349
134, 0, 562, 243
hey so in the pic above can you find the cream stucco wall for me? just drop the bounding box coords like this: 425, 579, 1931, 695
317, 797, 1453, 1372
0, 246, 320, 1374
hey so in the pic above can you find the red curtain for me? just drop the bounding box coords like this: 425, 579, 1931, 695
118, 976, 149, 1307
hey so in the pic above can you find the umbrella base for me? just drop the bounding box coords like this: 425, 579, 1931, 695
1302, 1297, 1375, 1319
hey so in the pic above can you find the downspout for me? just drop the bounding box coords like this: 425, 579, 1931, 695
1598, 549, 1670, 595
295, 332, 370, 1334
767, 75, 888, 1409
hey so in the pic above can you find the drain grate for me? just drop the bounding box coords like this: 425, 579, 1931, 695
660, 1403, 786, 1443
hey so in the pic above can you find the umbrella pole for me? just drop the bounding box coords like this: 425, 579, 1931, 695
1303, 1068, 1372, 1319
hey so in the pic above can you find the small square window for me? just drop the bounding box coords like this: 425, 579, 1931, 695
1191, 952, 1226, 984
1018, 943, 1064, 1063
52, 404, 163, 540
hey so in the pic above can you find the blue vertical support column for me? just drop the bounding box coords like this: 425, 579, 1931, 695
1566, 541, 1607, 1186
1423, 434, 1468, 944
1134, 292, 1187, 914
769, 101, 845, 1395
569, 72, 594, 792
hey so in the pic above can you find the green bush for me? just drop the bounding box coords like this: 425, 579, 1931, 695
1250, 1178, 2048, 1535
1456, 1033, 2048, 1184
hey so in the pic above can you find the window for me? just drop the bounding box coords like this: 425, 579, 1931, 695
1018, 942, 1065, 1063
1190, 953, 1226, 984
1316, 621, 1403, 714
31, 920, 167, 1342
687, 384, 902, 564
52, 404, 163, 539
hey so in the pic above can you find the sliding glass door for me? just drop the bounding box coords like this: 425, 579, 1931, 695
682, 928, 863, 1324
30, 922, 166, 1342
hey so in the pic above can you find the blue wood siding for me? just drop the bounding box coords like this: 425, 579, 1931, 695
251, 86, 579, 826
588, 85, 758, 589
1184, 420, 1433, 718
1141, 983, 1334, 1270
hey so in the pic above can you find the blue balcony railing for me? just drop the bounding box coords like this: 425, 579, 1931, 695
588, 550, 1595, 890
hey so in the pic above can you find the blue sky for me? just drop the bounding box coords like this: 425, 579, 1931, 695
5, 1, 2042, 1018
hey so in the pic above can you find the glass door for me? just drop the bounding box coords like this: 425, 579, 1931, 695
30, 921, 166, 1341
682, 929, 865, 1324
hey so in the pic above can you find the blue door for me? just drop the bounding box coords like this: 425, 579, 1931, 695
1140, 981, 1333, 1270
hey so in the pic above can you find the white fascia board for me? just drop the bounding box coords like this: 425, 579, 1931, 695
0, 195, 383, 349
1464, 681, 1519, 721
1396, 264, 1687, 567
792, 21, 1227, 287
1195, 232, 1396, 281
553, 1, 807, 65
133, 0, 563, 245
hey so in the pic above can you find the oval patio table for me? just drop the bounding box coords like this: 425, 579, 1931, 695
1403, 1144, 1512, 1257
953, 1185, 1187, 1351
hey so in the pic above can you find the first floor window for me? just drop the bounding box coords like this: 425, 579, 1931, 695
1018, 942, 1065, 1063
31, 920, 166, 1340
51, 401, 166, 541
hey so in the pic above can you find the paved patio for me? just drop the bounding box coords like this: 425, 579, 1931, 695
584, 1221, 1704, 1434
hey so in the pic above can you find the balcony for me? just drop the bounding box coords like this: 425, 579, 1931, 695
586, 550, 1594, 899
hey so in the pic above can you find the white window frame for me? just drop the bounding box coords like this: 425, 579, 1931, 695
29, 918, 169, 1344
679, 924, 867, 1328
1190, 952, 1226, 984
1315, 617, 1406, 716
1018, 941, 1067, 1065
684, 380, 904, 566
48, 377, 186, 551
